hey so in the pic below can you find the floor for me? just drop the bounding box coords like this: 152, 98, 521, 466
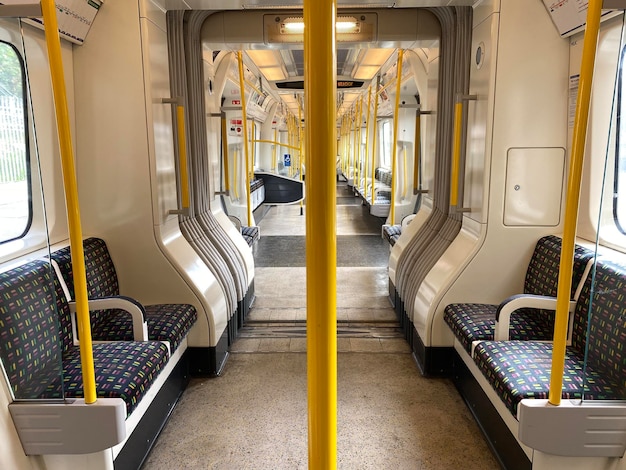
142, 185, 499, 469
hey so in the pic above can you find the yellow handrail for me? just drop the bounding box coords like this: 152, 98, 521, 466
237, 51, 253, 226
364, 86, 372, 200
390, 49, 404, 224
176, 105, 190, 209
233, 148, 239, 199
402, 144, 408, 199
41, 0, 96, 404
272, 128, 278, 171
549, 0, 602, 406
221, 115, 230, 194
370, 79, 380, 206
304, 0, 337, 467
450, 100, 463, 207
413, 111, 420, 194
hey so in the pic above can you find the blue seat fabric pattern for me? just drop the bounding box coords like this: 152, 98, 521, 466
50, 237, 196, 351
444, 236, 594, 353
474, 258, 626, 416
0, 260, 170, 416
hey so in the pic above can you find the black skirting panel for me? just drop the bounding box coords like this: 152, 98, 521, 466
411, 327, 454, 377
188, 327, 229, 376
452, 350, 532, 470
114, 352, 190, 470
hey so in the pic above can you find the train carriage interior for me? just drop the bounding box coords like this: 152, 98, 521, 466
1, 0, 626, 469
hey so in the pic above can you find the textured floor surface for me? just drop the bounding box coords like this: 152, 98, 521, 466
142, 184, 499, 469
143, 353, 498, 470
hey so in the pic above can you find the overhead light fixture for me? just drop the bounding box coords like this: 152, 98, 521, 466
353, 48, 395, 80
265, 13, 376, 44
246, 50, 287, 81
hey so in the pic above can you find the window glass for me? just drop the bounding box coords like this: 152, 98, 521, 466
380, 120, 392, 168
0, 41, 31, 244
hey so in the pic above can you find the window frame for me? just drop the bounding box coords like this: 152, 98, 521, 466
0, 40, 33, 245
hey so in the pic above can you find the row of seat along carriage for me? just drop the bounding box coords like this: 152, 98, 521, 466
1, 230, 626, 467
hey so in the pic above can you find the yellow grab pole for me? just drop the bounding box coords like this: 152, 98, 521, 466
402, 144, 408, 199
41, 0, 96, 404
237, 51, 253, 226
356, 97, 363, 188
450, 100, 463, 207
221, 115, 230, 194
233, 148, 239, 199
364, 86, 372, 200
176, 105, 190, 209
304, 0, 337, 467
549, 0, 602, 406
413, 111, 420, 194
371, 78, 380, 205
351, 108, 357, 182
273, 128, 277, 171
390, 49, 404, 224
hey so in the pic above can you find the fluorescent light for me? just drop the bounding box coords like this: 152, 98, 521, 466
336, 17, 360, 34
281, 18, 305, 34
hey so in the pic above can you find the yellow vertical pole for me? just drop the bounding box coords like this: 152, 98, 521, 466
402, 145, 408, 199
233, 149, 239, 200
356, 97, 364, 189
237, 51, 253, 226
364, 86, 372, 200
273, 127, 278, 171
221, 115, 230, 194
351, 107, 358, 184
371, 81, 380, 205
413, 111, 420, 194
176, 105, 190, 209
549, 0, 602, 406
41, 0, 96, 403
304, 0, 337, 467
390, 50, 404, 224
450, 101, 463, 207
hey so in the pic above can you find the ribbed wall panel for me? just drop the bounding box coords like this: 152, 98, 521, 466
394, 7, 471, 320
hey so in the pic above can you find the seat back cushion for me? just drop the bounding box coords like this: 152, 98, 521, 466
51, 237, 120, 299
0, 260, 63, 399
571, 258, 626, 391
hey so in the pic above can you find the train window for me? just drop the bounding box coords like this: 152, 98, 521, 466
380, 120, 392, 168
0, 41, 31, 245
616, 46, 626, 235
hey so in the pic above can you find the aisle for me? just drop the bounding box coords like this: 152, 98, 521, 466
143, 184, 498, 469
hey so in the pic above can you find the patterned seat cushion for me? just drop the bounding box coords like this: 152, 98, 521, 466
382, 224, 402, 246
57, 341, 170, 416
51, 238, 197, 351
241, 226, 259, 247
90, 303, 197, 351
474, 341, 623, 416
443, 303, 554, 353
444, 236, 595, 353
474, 258, 626, 417
0, 260, 64, 400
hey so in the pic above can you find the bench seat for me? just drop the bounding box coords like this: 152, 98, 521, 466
444, 235, 594, 353
382, 224, 402, 246
0, 260, 170, 416
473, 340, 623, 416
473, 257, 626, 417
50, 237, 197, 352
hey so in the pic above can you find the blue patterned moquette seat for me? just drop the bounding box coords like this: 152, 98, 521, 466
443, 236, 594, 353
50, 238, 197, 351
474, 258, 626, 416
0, 260, 170, 416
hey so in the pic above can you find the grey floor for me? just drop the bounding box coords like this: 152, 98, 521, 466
143, 185, 499, 469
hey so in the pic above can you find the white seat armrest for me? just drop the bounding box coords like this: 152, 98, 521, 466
494, 294, 576, 341
69, 296, 149, 342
